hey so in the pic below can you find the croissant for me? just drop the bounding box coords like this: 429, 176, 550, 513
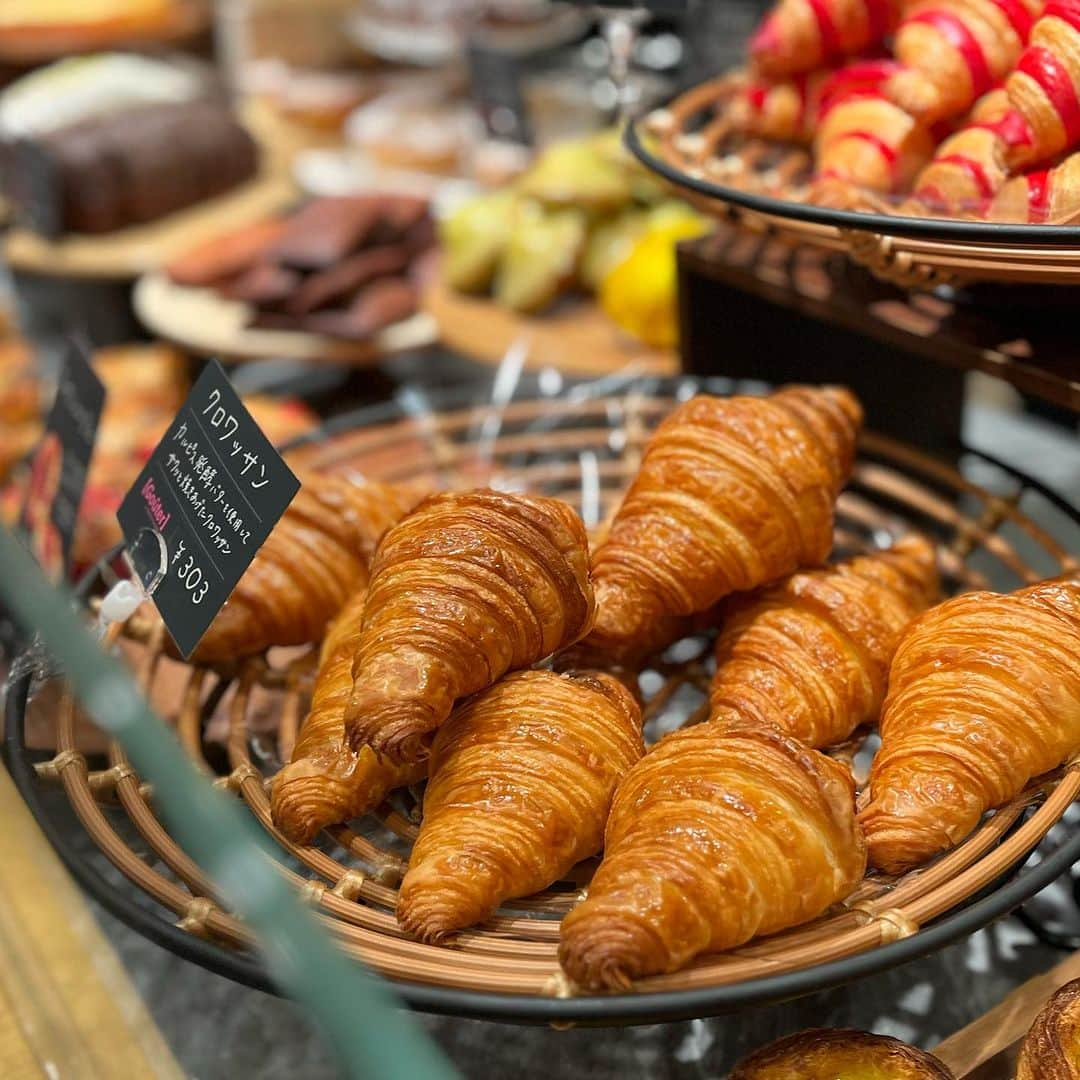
1017, 977, 1080, 1080
581, 386, 862, 662
989, 150, 1080, 219
190, 473, 427, 664
860, 576, 1080, 874
558, 716, 866, 989
345, 489, 595, 764
270, 589, 425, 845
397, 669, 643, 942
910, 89, 1022, 213
1003, 1, 1080, 170
711, 535, 939, 748
731, 70, 832, 143
884, 0, 1041, 124
811, 92, 936, 198
750, 0, 902, 77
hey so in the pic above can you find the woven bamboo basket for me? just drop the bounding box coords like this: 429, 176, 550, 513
6, 377, 1080, 1025
629, 78, 1080, 290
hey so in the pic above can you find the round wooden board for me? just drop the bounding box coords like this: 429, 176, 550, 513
133, 271, 437, 366
3, 174, 297, 281
424, 277, 677, 378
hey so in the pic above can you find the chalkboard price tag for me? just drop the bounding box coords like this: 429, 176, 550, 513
117, 360, 300, 659
18, 343, 105, 581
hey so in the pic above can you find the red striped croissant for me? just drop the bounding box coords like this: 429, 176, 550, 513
910, 89, 1026, 212
750, 0, 902, 77
731, 70, 832, 143
884, 0, 1042, 124
989, 149, 1080, 218
1001, 0, 1080, 169
812, 89, 936, 199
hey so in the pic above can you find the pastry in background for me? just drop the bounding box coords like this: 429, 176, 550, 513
189, 473, 427, 665
749, 0, 902, 77
1017, 977, 1080, 1080
729, 1029, 955, 1079
344, 489, 595, 764
0, 338, 41, 483
397, 669, 643, 942
581, 386, 862, 663
861, 576, 1080, 873
711, 535, 939, 748
271, 588, 426, 846
559, 716, 866, 989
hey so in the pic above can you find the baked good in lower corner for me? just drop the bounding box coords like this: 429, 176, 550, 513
558, 716, 866, 990
860, 575, 1080, 874
1017, 977, 1080, 1080
397, 669, 643, 942
729, 1029, 955, 1079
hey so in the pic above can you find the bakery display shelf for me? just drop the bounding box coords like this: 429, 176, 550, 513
134, 271, 438, 366
626, 86, 1080, 288
6, 376, 1080, 1026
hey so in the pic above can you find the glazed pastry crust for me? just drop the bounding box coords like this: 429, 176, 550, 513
583, 386, 862, 662
711, 535, 939, 747
345, 489, 595, 764
191, 473, 425, 664
270, 588, 425, 845
396, 669, 644, 942
558, 716, 866, 990
861, 577, 1080, 874
1017, 978, 1080, 1080
730, 1028, 956, 1079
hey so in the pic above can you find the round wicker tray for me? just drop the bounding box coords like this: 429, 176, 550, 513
6, 377, 1080, 1025
627, 80, 1080, 289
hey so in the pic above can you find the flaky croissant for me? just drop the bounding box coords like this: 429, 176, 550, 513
749, 0, 902, 77
884, 0, 1041, 124
711, 535, 939, 748
559, 716, 866, 989
581, 386, 862, 663
989, 151, 1080, 220
345, 489, 595, 764
396, 669, 643, 942
1017, 977, 1080, 1080
191, 472, 426, 664
861, 577, 1080, 874
270, 588, 425, 845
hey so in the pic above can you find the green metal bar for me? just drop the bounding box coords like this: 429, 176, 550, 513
0, 524, 457, 1080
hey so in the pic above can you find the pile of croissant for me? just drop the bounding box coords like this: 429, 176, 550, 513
187, 384, 1080, 991
720, 0, 1080, 222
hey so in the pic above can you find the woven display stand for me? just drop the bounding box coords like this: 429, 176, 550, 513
6, 377, 1080, 1025
630, 81, 1080, 289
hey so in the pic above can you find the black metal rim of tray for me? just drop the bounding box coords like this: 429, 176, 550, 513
5, 380, 1080, 1025
624, 113, 1080, 246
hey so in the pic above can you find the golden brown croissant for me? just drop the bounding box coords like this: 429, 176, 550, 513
345, 489, 595, 764
191, 472, 426, 664
558, 716, 866, 989
711, 535, 939, 748
749, 0, 902, 77
270, 588, 425, 845
396, 669, 643, 942
1017, 978, 1080, 1080
860, 576, 1080, 874
581, 386, 862, 663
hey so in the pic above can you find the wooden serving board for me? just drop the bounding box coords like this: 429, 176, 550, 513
934, 950, 1080, 1077
3, 174, 296, 281
425, 277, 677, 378
134, 270, 438, 366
